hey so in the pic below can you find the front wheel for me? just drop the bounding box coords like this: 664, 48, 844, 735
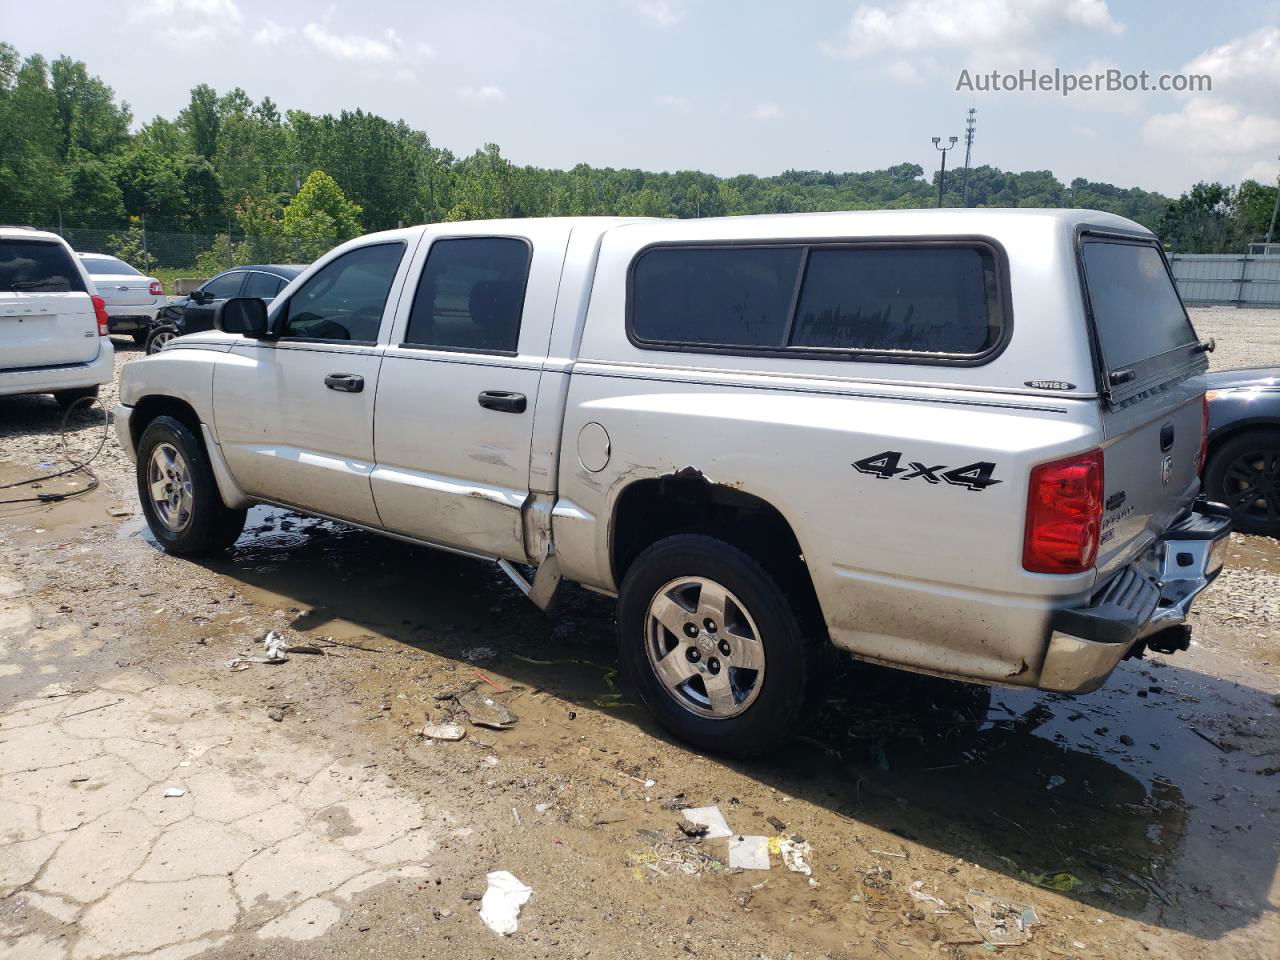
1205, 429, 1280, 537
136, 415, 246, 555
145, 325, 179, 355
617, 534, 820, 757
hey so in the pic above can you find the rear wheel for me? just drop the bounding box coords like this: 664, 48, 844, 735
52, 385, 98, 409
136, 415, 246, 555
145, 325, 179, 355
617, 534, 819, 757
1205, 429, 1280, 537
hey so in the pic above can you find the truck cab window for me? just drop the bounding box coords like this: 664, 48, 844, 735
279, 243, 405, 343
404, 237, 531, 354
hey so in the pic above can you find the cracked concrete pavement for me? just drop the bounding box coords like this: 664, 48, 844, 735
0, 656, 440, 959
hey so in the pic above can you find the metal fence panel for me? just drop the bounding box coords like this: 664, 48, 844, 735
1169, 254, 1280, 308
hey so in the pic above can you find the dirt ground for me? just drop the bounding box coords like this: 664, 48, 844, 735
1, 308, 1278, 960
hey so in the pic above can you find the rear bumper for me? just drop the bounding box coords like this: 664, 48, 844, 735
1039, 503, 1231, 693
105, 303, 161, 331
0, 342, 115, 397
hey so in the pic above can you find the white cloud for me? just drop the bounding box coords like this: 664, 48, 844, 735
1185, 26, 1280, 90
302, 23, 404, 62
138, 0, 242, 20
253, 19, 294, 48
655, 94, 692, 112
1240, 156, 1280, 184
459, 86, 507, 104
887, 59, 926, 84
824, 0, 1121, 59
750, 102, 784, 120
634, 0, 683, 27
1143, 98, 1280, 156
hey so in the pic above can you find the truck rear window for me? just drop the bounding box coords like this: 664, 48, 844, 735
1080, 240, 1197, 369
629, 242, 1003, 360
0, 239, 86, 293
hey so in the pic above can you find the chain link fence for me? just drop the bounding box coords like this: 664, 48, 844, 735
0, 210, 278, 277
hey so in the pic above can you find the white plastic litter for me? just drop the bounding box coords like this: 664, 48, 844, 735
226, 630, 291, 669
966, 891, 1039, 946
728, 835, 771, 870
422, 723, 467, 741
479, 870, 532, 935
163, 787, 185, 798
779, 837, 812, 876
909, 880, 950, 910
679, 805, 733, 840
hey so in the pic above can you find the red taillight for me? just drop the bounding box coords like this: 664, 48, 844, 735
91, 294, 109, 336
149, 280, 164, 297
1196, 393, 1209, 473
1023, 449, 1104, 574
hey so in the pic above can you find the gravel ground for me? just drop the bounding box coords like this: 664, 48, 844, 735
1188, 305, 1280, 372
2, 331, 1280, 960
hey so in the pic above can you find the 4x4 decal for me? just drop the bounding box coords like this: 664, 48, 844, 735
852, 450, 1001, 492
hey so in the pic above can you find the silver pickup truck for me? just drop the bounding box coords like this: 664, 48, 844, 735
115, 209, 1229, 755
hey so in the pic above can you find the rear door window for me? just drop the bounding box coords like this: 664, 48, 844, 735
201, 272, 246, 299
628, 242, 1004, 360
404, 237, 531, 354
0, 239, 87, 293
242, 272, 284, 299
1080, 239, 1198, 370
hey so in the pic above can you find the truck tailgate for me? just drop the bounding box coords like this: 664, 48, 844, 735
1097, 382, 1204, 574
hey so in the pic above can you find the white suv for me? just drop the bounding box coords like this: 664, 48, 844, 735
0, 227, 114, 408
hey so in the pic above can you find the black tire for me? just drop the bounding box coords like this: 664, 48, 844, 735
52, 385, 99, 409
1204, 429, 1280, 537
145, 325, 179, 355
135, 415, 246, 555
617, 534, 821, 757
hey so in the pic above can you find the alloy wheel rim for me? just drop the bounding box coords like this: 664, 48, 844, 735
644, 576, 765, 720
149, 331, 174, 354
1223, 448, 1280, 524
148, 442, 194, 532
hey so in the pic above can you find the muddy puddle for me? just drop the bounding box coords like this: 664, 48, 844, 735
99, 506, 1280, 955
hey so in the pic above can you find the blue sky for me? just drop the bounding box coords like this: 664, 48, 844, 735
4, 0, 1279, 195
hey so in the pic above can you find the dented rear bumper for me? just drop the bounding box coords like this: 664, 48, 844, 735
1038, 503, 1231, 693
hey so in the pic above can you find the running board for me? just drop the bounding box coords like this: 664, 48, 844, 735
497, 548, 563, 611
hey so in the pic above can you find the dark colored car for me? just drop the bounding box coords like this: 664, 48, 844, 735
145, 264, 305, 354
1203, 366, 1280, 537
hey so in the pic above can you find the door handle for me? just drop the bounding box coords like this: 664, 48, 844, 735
477, 390, 527, 413
325, 373, 364, 393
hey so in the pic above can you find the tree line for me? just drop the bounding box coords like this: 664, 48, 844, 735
1, 43, 1276, 269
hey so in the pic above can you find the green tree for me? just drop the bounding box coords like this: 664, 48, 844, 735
282, 170, 362, 259
50, 55, 130, 160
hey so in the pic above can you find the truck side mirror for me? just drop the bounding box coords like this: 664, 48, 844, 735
214, 297, 269, 337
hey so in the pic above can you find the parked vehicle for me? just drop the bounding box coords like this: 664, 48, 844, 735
1, 226, 114, 407
1203, 366, 1280, 537
76, 252, 165, 344
144, 264, 304, 355
115, 210, 1228, 755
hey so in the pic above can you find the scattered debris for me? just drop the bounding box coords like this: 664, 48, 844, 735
679, 806, 732, 840
966, 891, 1039, 946
478, 870, 532, 936
1024, 871, 1083, 893
226, 630, 308, 669
458, 688, 518, 730
728, 835, 771, 870
1119, 734, 1135, 746
163, 787, 186, 798
1190, 728, 1239, 753
870, 847, 909, 859
908, 880, 949, 910
422, 723, 467, 741
266, 707, 284, 722
676, 818, 709, 839
462, 646, 497, 664
778, 836, 813, 876
766, 815, 787, 832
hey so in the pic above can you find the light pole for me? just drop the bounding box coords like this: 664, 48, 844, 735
932, 135, 959, 208
1266, 154, 1280, 247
